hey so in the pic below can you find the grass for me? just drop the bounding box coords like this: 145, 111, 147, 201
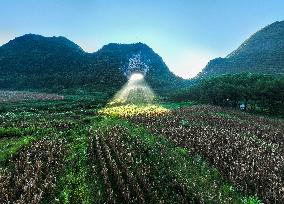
160, 101, 196, 109
0, 127, 23, 138
57, 128, 93, 204
0, 136, 35, 164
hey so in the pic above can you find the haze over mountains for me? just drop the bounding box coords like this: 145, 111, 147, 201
0, 20, 283, 93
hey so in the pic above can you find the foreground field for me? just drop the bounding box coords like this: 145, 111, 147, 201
0, 98, 283, 203
130, 105, 284, 203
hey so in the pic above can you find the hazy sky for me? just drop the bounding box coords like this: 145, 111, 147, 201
0, 0, 284, 78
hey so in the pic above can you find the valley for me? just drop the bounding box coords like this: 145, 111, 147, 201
0, 16, 284, 204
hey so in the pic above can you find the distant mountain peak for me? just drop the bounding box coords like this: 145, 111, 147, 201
95, 41, 172, 78
198, 20, 284, 77
98, 42, 154, 53
227, 20, 284, 58
1, 33, 84, 53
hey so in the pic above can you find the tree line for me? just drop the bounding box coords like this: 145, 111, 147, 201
168, 73, 284, 115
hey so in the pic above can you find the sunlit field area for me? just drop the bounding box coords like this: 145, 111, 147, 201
0, 90, 282, 203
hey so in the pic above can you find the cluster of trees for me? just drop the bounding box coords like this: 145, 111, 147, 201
169, 73, 284, 115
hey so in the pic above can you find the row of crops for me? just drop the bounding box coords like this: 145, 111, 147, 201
0, 99, 99, 203
0, 99, 282, 203
129, 105, 284, 203
0, 137, 66, 203
87, 118, 260, 203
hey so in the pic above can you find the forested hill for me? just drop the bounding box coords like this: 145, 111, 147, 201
0, 34, 185, 93
198, 20, 284, 78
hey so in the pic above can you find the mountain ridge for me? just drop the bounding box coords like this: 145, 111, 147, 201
1, 19, 284, 93
0, 34, 186, 93
198, 20, 284, 78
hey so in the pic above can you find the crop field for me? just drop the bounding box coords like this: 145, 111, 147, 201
0, 97, 283, 203
0, 91, 64, 103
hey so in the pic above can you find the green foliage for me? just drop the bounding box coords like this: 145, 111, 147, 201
160, 101, 196, 109
170, 73, 284, 115
0, 136, 35, 164
57, 128, 94, 204
241, 196, 264, 204
0, 94, 104, 203
0, 127, 22, 138
0, 95, 274, 203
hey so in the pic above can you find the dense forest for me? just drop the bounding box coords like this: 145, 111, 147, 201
169, 73, 284, 115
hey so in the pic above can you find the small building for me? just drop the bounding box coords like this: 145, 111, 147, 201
239, 103, 246, 111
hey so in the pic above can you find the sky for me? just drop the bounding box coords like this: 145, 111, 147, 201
0, 0, 284, 78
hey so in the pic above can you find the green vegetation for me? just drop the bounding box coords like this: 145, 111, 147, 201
0, 136, 35, 164
128, 104, 283, 203
160, 101, 196, 109
0, 34, 186, 93
0, 93, 274, 203
57, 127, 94, 204
170, 73, 284, 116
88, 118, 257, 203
1, 20, 284, 204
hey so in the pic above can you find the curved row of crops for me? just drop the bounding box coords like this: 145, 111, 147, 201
1, 98, 281, 203
129, 105, 284, 203
88, 119, 259, 203
0, 137, 66, 203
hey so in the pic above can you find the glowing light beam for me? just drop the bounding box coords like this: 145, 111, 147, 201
109, 72, 155, 105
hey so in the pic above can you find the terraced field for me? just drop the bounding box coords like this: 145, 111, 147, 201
0, 98, 282, 203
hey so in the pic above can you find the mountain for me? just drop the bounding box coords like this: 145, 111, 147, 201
0, 34, 185, 93
198, 21, 284, 78
93, 43, 185, 90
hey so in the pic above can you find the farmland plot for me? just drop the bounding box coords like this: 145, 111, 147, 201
0, 91, 64, 103
0, 100, 281, 203
129, 105, 284, 203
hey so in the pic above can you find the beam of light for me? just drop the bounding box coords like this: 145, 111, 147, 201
109, 72, 155, 105
100, 72, 169, 117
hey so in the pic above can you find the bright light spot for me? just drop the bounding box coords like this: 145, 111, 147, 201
129, 73, 144, 81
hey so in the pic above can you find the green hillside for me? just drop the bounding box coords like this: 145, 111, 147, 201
199, 21, 284, 77
0, 34, 186, 93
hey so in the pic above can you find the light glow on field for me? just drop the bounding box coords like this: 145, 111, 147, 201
99, 104, 169, 117
101, 72, 168, 117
